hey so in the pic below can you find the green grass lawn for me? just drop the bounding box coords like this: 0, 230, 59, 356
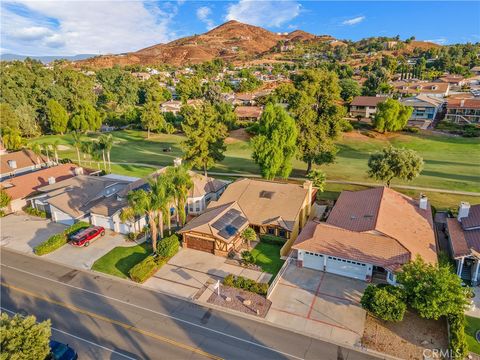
91, 242, 152, 279
251, 242, 285, 279
465, 315, 480, 355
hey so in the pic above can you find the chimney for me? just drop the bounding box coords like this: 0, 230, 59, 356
458, 202, 471, 221
173, 157, 182, 167
48, 176, 56, 185
419, 194, 428, 210
74, 167, 84, 176
460, 99, 465, 107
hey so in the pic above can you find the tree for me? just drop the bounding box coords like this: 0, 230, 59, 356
70, 101, 102, 132
176, 76, 202, 100
241, 228, 256, 250
46, 99, 69, 134
0, 313, 51, 360
71, 132, 82, 165
288, 70, 346, 173
29, 142, 43, 165
141, 101, 167, 138
165, 165, 192, 226
339, 78, 361, 102
149, 175, 174, 240
367, 146, 424, 187
51, 140, 60, 164
360, 284, 407, 322
182, 104, 227, 176
0, 103, 21, 133
128, 189, 158, 252
397, 257, 469, 320
306, 169, 327, 192
1, 128, 23, 150
373, 98, 413, 133
0, 189, 12, 212
99, 134, 114, 172
215, 101, 237, 130
16, 105, 39, 138
252, 103, 298, 180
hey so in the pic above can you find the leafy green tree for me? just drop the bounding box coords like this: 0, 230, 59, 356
361, 284, 407, 322
252, 103, 298, 180
165, 165, 192, 226
46, 99, 69, 134
15, 105, 39, 137
70, 101, 102, 132
0, 313, 51, 360
0, 189, 12, 211
339, 78, 361, 102
141, 101, 167, 138
237, 69, 261, 92
1, 128, 23, 150
241, 227, 257, 250
176, 76, 203, 100
373, 98, 413, 133
182, 104, 227, 176
306, 169, 327, 192
0, 103, 21, 132
367, 146, 424, 187
140, 78, 171, 104
215, 102, 237, 130
397, 257, 469, 320
96, 67, 139, 107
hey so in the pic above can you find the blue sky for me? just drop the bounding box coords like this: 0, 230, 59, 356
1, 1, 479, 56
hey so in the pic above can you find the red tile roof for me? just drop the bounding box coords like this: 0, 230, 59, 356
1, 149, 48, 176
447, 99, 480, 110
350, 96, 387, 107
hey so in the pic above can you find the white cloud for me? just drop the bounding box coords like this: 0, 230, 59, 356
342, 16, 365, 26
425, 38, 447, 45
225, 0, 301, 28
196, 6, 215, 30
1, 1, 178, 56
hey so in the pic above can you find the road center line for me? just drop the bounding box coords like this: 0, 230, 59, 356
0, 306, 137, 360
1, 263, 305, 360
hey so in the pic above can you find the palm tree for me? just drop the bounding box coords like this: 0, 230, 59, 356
149, 176, 175, 240
29, 143, 42, 165
42, 143, 51, 165
71, 132, 82, 165
99, 134, 114, 173
166, 165, 193, 227
52, 140, 60, 164
242, 227, 257, 250
128, 189, 158, 252
119, 207, 136, 234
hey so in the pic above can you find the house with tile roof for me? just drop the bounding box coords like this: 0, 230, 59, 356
179, 178, 314, 257
1, 149, 50, 181
292, 187, 437, 284
400, 95, 445, 128
445, 98, 480, 124
391, 81, 450, 98
349, 96, 388, 119
445, 202, 480, 285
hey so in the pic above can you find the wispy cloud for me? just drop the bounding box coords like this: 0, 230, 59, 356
196, 6, 215, 30
225, 0, 301, 28
342, 16, 365, 26
425, 38, 447, 45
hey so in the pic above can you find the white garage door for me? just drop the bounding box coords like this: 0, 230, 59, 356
54, 211, 74, 226
117, 222, 131, 234
94, 216, 114, 231
326, 256, 368, 280
303, 252, 324, 271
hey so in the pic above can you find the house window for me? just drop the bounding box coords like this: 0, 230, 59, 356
268, 227, 275, 235
278, 229, 286, 238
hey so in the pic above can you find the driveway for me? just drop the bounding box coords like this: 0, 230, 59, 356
266, 262, 367, 346
144, 248, 272, 300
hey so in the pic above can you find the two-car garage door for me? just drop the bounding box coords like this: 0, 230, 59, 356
303, 251, 369, 280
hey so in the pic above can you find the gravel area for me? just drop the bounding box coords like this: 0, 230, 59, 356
207, 286, 271, 318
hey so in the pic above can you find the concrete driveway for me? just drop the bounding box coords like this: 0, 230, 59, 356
144, 248, 272, 300
266, 262, 367, 346
0, 214, 67, 254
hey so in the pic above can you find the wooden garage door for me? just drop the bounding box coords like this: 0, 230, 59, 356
186, 236, 214, 253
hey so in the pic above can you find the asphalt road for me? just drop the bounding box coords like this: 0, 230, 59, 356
0, 248, 383, 360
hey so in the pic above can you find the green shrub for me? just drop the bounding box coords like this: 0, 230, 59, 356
259, 234, 285, 245
360, 284, 407, 322
24, 206, 47, 218
241, 250, 255, 265
129, 256, 159, 283
64, 221, 90, 237
223, 274, 235, 287
34, 233, 67, 256
157, 234, 179, 258
222, 274, 269, 296
403, 126, 419, 134
448, 313, 468, 359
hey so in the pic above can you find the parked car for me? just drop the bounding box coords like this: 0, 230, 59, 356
48, 340, 78, 360
70, 226, 105, 247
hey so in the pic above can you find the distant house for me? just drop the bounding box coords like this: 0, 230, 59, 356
445, 98, 480, 124
471, 66, 480, 76
400, 95, 445, 128
233, 93, 256, 106
160, 99, 203, 115
437, 75, 466, 87
391, 81, 450, 98
1, 164, 85, 213
131, 72, 151, 81
349, 96, 388, 119
234, 106, 263, 121
446, 202, 480, 285
1, 149, 49, 181
179, 179, 314, 257
293, 187, 437, 284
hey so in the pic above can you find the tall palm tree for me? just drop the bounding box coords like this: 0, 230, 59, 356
99, 134, 114, 173
52, 140, 60, 164
71, 132, 82, 165
119, 207, 136, 234
29, 143, 42, 165
149, 176, 175, 240
166, 165, 193, 227
42, 143, 51, 164
128, 189, 158, 252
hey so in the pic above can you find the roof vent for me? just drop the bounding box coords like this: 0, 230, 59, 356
48, 176, 56, 185
419, 194, 428, 210
7, 160, 17, 169
74, 167, 84, 176
260, 191, 275, 199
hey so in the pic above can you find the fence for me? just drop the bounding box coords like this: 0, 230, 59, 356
267, 256, 293, 299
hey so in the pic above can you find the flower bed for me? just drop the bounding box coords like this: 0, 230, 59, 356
223, 274, 268, 296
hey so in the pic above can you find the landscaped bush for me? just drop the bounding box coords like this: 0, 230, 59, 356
403, 126, 419, 134
360, 284, 407, 322
157, 234, 179, 258
448, 313, 469, 359
34, 221, 90, 255
259, 234, 285, 246
223, 274, 269, 296
241, 250, 255, 265
129, 256, 159, 283
24, 206, 47, 218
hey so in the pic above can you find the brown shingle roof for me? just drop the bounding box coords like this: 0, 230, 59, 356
327, 187, 437, 264
447, 99, 480, 110
350, 96, 387, 107
292, 220, 410, 271
392, 81, 449, 95
1, 149, 47, 176
446, 218, 470, 258
461, 204, 480, 230
234, 106, 263, 119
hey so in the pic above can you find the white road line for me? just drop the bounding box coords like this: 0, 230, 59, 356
1, 263, 305, 360
0, 306, 137, 360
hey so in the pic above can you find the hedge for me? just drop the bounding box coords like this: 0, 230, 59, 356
223, 274, 269, 296
129, 256, 159, 283
259, 234, 285, 246
24, 206, 47, 218
157, 234, 179, 258
448, 313, 469, 359
360, 284, 407, 322
34, 221, 90, 256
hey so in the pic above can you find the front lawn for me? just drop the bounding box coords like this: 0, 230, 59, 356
251, 242, 285, 278
465, 315, 480, 354
91, 242, 152, 279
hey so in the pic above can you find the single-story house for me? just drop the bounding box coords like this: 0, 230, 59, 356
1, 164, 84, 213
160, 99, 203, 115
349, 96, 387, 119
445, 98, 480, 124
234, 106, 263, 121
391, 81, 450, 98
446, 202, 480, 285
292, 187, 437, 284
1, 149, 49, 181
400, 95, 445, 128
179, 178, 314, 257
438, 75, 466, 87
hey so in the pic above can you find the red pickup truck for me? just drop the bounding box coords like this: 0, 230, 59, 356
70, 226, 105, 247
